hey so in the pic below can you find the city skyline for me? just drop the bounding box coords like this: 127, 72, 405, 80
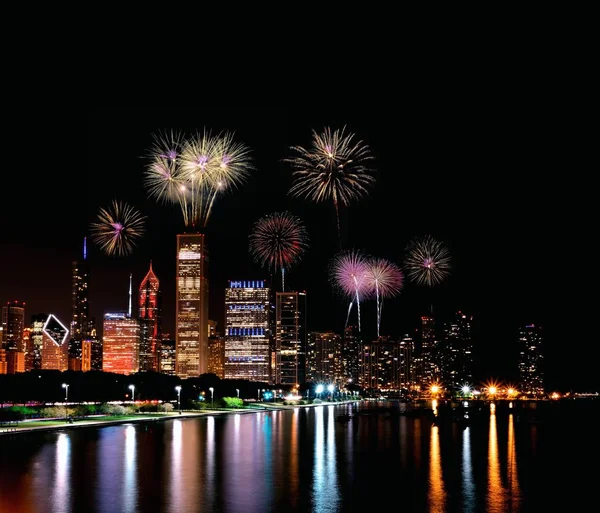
0, 108, 582, 390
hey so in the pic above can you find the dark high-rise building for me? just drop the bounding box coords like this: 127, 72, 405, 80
275, 292, 307, 386
176, 234, 209, 378
518, 324, 544, 396
208, 335, 225, 379
139, 262, 161, 372
224, 280, 271, 381
69, 239, 91, 370
306, 331, 342, 384
440, 311, 474, 391
28, 314, 47, 370
342, 325, 360, 384
160, 336, 176, 376
1, 301, 25, 351
418, 316, 438, 388
399, 334, 415, 390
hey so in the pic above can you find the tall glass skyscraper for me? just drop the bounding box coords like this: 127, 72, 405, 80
342, 325, 360, 384
176, 234, 209, 378
418, 316, 438, 387
275, 291, 307, 386
139, 262, 161, 372
224, 280, 270, 381
306, 331, 342, 384
41, 314, 69, 371
518, 324, 544, 396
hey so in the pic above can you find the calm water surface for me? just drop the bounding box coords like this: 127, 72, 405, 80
0, 401, 596, 512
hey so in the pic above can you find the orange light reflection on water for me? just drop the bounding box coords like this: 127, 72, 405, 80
428, 424, 446, 512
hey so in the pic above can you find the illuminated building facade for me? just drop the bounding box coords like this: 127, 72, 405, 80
102, 313, 140, 375
342, 325, 360, 383
440, 311, 474, 390
208, 335, 225, 379
275, 291, 307, 386
41, 314, 69, 371
224, 280, 271, 381
518, 324, 544, 396
139, 262, 161, 372
1, 301, 25, 351
176, 234, 209, 378
306, 331, 342, 383
160, 336, 176, 376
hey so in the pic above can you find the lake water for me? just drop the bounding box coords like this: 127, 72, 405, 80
0, 400, 596, 512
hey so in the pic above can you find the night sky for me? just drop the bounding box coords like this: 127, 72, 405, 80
0, 108, 588, 390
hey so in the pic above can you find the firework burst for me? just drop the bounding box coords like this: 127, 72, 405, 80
144, 130, 252, 229
249, 212, 309, 291
90, 200, 146, 256
366, 258, 404, 337
331, 250, 371, 331
285, 126, 375, 245
405, 235, 451, 287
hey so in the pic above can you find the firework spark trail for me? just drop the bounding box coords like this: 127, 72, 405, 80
331, 250, 371, 332
405, 235, 451, 287
145, 130, 252, 229
366, 258, 404, 337
90, 200, 146, 256
285, 126, 376, 247
249, 212, 309, 291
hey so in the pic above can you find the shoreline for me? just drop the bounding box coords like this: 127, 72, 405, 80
0, 400, 360, 437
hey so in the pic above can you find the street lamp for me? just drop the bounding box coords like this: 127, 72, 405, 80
129, 384, 135, 403
209, 387, 214, 407
327, 384, 334, 401
236, 388, 240, 398
316, 384, 324, 399
62, 383, 69, 421
175, 385, 182, 413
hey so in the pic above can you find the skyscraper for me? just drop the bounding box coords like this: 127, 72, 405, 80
176, 234, 209, 378
441, 311, 474, 391
399, 334, 415, 390
224, 280, 271, 381
69, 239, 91, 370
139, 262, 161, 372
102, 313, 140, 375
275, 291, 307, 386
208, 335, 225, 379
306, 331, 342, 384
41, 314, 69, 371
418, 316, 438, 388
342, 325, 360, 384
28, 314, 46, 370
1, 301, 25, 351
518, 324, 544, 396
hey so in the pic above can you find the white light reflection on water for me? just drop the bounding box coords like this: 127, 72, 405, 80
51, 433, 71, 513
168, 419, 183, 512
462, 427, 475, 513
312, 406, 340, 512
428, 424, 446, 513
122, 425, 137, 513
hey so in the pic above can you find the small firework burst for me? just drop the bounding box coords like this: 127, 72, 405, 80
331, 249, 371, 298
90, 200, 145, 256
249, 212, 309, 290
405, 235, 451, 287
285, 126, 376, 242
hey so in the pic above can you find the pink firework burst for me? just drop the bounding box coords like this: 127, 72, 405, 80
331, 250, 371, 298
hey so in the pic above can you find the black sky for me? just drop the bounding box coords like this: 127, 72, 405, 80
0, 108, 589, 391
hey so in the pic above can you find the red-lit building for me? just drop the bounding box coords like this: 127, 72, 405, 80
139, 262, 161, 372
102, 313, 139, 375
41, 314, 69, 371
